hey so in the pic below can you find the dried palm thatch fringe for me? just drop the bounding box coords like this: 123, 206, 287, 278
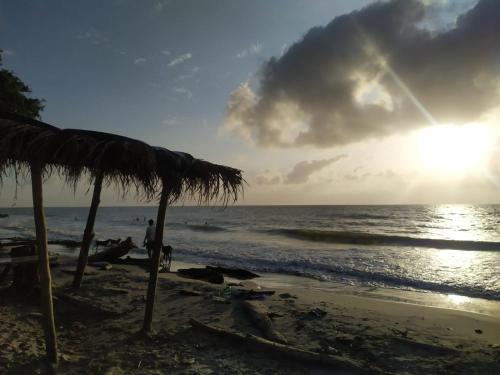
0, 113, 160, 200
153, 147, 244, 205
0, 116, 58, 193
0, 113, 244, 203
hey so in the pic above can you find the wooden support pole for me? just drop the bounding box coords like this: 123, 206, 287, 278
31, 161, 58, 369
142, 183, 169, 332
73, 173, 104, 289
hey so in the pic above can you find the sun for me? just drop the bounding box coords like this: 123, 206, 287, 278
417, 124, 493, 175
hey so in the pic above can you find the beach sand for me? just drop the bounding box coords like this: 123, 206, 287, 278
1, 261, 499, 374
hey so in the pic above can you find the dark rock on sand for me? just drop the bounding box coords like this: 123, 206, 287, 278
308, 308, 327, 319
279, 293, 298, 299
177, 268, 224, 284
206, 266, 260, 280
233, 289, 275, 300
178, 289, 203, 297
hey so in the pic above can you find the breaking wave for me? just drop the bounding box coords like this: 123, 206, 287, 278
173, 247, 500, 301
267, 229, 500, 251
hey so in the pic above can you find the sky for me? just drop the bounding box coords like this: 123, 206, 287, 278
1, 0, 500, 206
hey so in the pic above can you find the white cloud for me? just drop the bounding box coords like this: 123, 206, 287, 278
77, 28, 109, 45
236, 43, 262, 59
221, 82, 257, 142
280, 43, 288, 57
133, 57, 147, 65
162, 116, 178, 126
2, 49, 15, 56
175, 66, 200, 82
161, 49, 171, 56
167, 53, 192, 67
155, 1, 170, 12
173, 87, 193, 99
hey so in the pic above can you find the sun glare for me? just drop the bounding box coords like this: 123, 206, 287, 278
418, 124, 493, 175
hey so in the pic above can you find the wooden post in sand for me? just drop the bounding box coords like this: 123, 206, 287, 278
31, 161, 58, 368
143, 182, 169, 332
73, 172, 104, 288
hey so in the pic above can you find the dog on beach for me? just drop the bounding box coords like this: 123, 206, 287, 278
160, 245, 173, 272
93, 238, 121, 249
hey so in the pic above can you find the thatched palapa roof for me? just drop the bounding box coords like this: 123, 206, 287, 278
0, 112, 244, 203
0, 113, 158, 198
154, 147, 243, 204
0, 113, 59, 184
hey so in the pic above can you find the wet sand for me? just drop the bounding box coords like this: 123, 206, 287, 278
1, 261, 499, 374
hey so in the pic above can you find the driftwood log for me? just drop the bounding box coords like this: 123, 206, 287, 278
242, 300, 287, 344
0, 240, 36, 248
189, 319, 368, 373
87, 238, 134, 263
1, 239, 83, 248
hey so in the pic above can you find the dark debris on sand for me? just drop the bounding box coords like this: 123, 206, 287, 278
1, 265, 499, 375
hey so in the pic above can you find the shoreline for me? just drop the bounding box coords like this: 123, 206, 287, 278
1, 260, 499, 373
5, 244, 500, 315
169, 260, 500, 318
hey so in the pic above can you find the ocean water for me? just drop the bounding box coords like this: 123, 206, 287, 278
1, 205, 499, 300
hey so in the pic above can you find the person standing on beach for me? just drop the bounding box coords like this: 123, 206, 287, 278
143, 219, 156, 259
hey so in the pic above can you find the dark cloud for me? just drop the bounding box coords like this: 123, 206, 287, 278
376, 170, 398, 179
224, 0, 500, 148
286, 155, 347, 184
344, 172, 371, 181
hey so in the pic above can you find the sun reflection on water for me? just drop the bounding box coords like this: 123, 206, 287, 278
434, 249, 476, 268
447, 294, 470, 305
430, 205, 488, 241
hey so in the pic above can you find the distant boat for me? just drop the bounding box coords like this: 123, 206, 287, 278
0, 214, 8, 218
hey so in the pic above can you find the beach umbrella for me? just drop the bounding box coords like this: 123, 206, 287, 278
0, 112, 62, 369
142, 147, 243, 332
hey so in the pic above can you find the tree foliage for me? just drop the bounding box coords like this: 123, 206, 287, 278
0, 49, 44, 118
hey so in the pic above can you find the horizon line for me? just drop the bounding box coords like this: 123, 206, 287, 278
2, 203, 500, 209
